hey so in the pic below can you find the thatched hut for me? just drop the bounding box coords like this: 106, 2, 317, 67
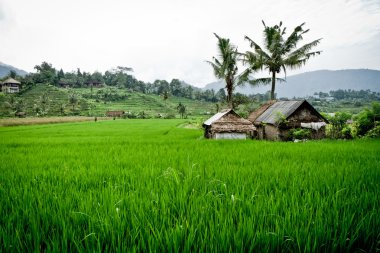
248, 100, 328, 141
203, 109, 256, 139
1, 78, 20, 93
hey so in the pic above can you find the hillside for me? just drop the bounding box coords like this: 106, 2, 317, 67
203, 69, 380, 98
0, 62, 28, 77
0, 84, 216, 117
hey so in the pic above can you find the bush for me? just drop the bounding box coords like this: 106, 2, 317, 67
341, 125, 353, 139
287, 128, 311, 140
364, 124, 380, 138
123, 111, 137, 119
164, 113, 176, 119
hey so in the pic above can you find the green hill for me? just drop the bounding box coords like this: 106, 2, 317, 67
0, 84, 216, 118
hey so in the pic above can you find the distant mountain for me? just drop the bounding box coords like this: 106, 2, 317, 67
203, 69, 380, 98
0, 62, 28, 78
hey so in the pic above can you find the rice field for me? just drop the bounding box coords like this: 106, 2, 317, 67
0, 119, 379, 252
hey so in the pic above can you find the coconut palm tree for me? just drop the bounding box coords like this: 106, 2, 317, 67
207, 33, 249, 108
244, 21, 322, 100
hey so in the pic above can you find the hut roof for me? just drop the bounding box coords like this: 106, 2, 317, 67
2, 78, 21, 84
203, 109, 231, 126
203, 109, 255, 132
250, 100, 328, 125
248, 100, 276, 122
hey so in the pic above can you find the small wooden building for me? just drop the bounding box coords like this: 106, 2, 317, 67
86, 80, 103, 88
1, 78, 20, 93
106, 110, 125, 118
248, 100, 328, 141
203, 109, 256, 139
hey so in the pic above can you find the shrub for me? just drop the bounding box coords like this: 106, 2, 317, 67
123, 111, 137, 119
325, 112, 352, 139
287, 128, 311, 140
164, 113, 176, 119
275, 112, 289, 128
364, 124, 380, 138
341, 125, 353, 139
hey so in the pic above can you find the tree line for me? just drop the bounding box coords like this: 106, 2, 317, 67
10, 62, 231, 103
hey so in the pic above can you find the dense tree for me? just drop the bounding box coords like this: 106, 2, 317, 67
354, 102, 380, 136
325, 112, 352, 139
170, 79, 182, 96
216, 88, 227, 102
9, 70, 17, 78
244, 21, 321, 100
68, 91, 78, 112
34, 62, 57, 84
208, 33, 249, 108
177, 103, 186, 118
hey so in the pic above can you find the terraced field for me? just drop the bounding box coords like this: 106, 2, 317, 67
0, 85, 216, 117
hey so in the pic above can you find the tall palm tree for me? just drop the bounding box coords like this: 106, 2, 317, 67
207, 33, 249, 108
244, 21, 322, 100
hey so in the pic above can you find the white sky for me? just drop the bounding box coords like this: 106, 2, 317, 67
1, 0, 380, 87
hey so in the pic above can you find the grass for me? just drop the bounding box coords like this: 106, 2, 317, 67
0, 119, 379, 252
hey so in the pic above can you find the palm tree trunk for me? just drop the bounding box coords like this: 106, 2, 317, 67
271, 71, 276, 100
227, 79, 233, 108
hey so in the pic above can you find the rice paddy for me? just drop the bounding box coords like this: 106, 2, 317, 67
0, 119, 379, 252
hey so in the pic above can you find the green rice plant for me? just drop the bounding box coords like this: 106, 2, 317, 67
0, 119, 379, 252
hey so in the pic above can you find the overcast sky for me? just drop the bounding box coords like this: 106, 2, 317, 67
1, 0, 380, 87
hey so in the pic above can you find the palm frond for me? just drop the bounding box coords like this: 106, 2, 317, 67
236, 68, 251, 86
248, 78, 272, 86
284, 42, 322, 70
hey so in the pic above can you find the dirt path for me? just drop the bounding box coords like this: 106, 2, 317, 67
0, 116, 111, 126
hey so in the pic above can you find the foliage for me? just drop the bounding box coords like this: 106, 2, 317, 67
207, 33, 249, 107
274, 112, 289, 128
0, 120, 379, 251
364, 124, 380, 138
287, 128, 311, 140
163, 113, 176, 119
33, 62, 57, 85
341, 125, 353, 139
34, 92, 51, 116
18, 61, 227, 104
352, 102, 380, 137
68, 91, 78, 112
329, 89, 380, 101
177, 103, 187, 119
325, 112, 352, 139
244, 21, 321, 100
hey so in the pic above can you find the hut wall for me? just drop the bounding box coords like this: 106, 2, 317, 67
204, 126, 212, 139
264, 125, 281, 141
287, 108, 323, 127
214, 133, 247, 140
310, 126, 326, 139
255, 126, 264, 140
288, 108, 326, 139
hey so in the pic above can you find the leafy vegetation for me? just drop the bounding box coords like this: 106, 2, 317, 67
207, 33, 249, 107
323, 102, 380, 139
0, 120, 379, 251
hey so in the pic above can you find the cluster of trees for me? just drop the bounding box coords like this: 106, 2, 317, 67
325, 102, 380, 139
14, 62, 230, 104
208, 20, 321, 107
328, 89, 380, 101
